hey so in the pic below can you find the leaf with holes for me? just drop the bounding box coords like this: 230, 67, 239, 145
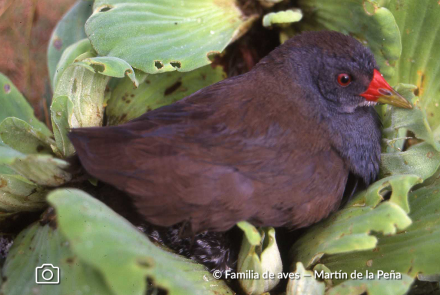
2, 222, 114, 295
262, 9, 303, 27
75, 56, 138, 87
0, 146, 71, 187
316, 174, 440, 286
48, 189, 234, 295
85, 0, 257, 73
297, 0, 401, 79
0, 74, 51, 138
237, 225, 282, 294
106, 65, 226, 125
47, 0, 93, 88
290, 175, 420, 269
0, 118, 55, 156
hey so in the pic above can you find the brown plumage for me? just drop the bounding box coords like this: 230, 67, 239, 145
69, 31, 412, 234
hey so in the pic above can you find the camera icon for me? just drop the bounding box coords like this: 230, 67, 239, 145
35, 264, 60, 285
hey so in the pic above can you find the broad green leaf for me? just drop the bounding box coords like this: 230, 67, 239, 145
381, 84, 440, 151
51, 96, 75, 157
381, 142, 440, 180
386, 1, 440, 133
48, 189, 234, 295
85, 0, 256, 73
106, 65, 226, 125
290, 175, 419, 269
54, 65, 109, 128
237, 226, 282, 294
2, 222, 114, 295
326, 274, 414, 295
47, 0, 93, 87
0, 175, 46, 213
0, 74, 51, 137
286, 262, 325, 295
380, 83, 440, 180
0, 146, 71, 187
52, 38, 94, 90
298, 0, 401, 79
314, 174, 440, 284
262, 9, 303, 27
75, 56, 138, 87
0, 118, 55, 155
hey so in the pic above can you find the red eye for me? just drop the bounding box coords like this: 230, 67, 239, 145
337, 74, 352, 87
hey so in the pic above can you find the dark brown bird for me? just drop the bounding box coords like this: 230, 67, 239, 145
69, 31, 412, 234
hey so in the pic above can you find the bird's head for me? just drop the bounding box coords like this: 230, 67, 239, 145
281, 31, 412, 113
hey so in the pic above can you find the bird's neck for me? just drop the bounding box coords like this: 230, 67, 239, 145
325, 107, 382, 184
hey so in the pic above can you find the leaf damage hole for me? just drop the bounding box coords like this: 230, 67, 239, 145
154, 61, 164, 70
164, 81, 182, 96
137, 257, 155, 268
97, 5, 113, 13
170, 61, 181, 69
53, 37, 62, 50
91, 63, 105, 73
3, 84, 11, 94
146, 278, 167, 295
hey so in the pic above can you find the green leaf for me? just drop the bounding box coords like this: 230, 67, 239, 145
309, 174, 440, 285
47, 0, 93, 87
75, 56, 138, 87
53, 65, 109, 128
52, 38, 94, 90
262, 9, 303, 27
381, 142, 440, 180
298, 0, 401, 79
0, 146, 71, 187
290, 175, 419, 269
50, 96, 76, 157
237, 226, 282, 294
326, 274, 414, 295
381, 84, 440, 152
106, 65, 226, 125
48, 189, 234, 295
2, 222, 115, 295
380, 83, 440, 181
0, 73, 51, 137
0, 117, 55, 155
286, 262, 325, 295
0, 175, 46, 213
85, 0, 256, 73
237, 221, 262, 246
386, 1, 440, 133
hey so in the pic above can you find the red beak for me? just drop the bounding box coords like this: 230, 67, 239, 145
360, 69, 413, 109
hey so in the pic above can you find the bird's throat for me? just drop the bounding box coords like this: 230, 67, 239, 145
327, 107, 382, 185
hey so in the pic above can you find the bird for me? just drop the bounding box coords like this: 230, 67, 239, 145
68, 31, 412, 236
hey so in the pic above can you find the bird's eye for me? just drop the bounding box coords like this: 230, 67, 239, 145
337, 74, 352, 87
